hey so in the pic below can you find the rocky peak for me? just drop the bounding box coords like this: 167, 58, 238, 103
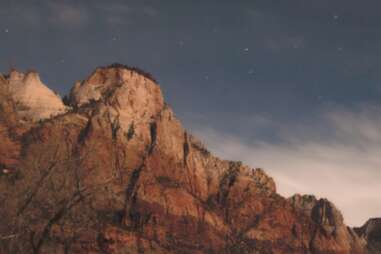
312, 198, 344, 230
0, 64, 378, 254
70, 64, 162, 106
355, 218, 381, 252
251, 167, 276, 193
289, 194, 344, 231
289, 194, 318, 214
358, 218, 381, 238
289, 194, 366, 253
69, 64, 164, 131
4, 69, 68, 121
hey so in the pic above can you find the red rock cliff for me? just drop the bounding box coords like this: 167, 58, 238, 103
0, 65, 377, 254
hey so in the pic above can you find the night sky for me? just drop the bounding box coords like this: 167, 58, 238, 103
1, 0, 380, 226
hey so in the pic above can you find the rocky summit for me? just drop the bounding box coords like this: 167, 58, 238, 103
0, 64, 379, 254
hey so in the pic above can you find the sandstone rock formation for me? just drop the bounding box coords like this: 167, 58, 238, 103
5, 69, 68, 121
0, 64, 379, 254
289, 194, 365, 254
355, 218, 381, 253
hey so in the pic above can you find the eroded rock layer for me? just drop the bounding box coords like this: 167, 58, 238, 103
0, 65, 378, 254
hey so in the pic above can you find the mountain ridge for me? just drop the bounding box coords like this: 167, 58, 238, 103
0, 64, 379, 254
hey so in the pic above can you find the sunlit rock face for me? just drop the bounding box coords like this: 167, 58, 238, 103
0, 64, 378, 254
5, 69, 68, 121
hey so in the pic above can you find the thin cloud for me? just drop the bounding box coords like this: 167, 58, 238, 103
47, 2, 89, 27
0, 2, 42, 27
142, 6, 159, 17
192, 105, 381, 226
0, 1, 88, 28
264, 36, 306, 50
97, 2, 130, 13
94, 2, 129, 25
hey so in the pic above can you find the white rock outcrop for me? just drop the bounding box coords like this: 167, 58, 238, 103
6, 70, 68, 121
70, 66, 164, 130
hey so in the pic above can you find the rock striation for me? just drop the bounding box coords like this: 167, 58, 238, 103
0, 64, 379, 254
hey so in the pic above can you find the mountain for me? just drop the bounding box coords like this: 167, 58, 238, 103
0, 64, 378, 254
355, 218, 381, 253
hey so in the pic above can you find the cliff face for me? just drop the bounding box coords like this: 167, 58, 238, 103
355, 218, 381, 253
0, 65, 377, 254
289, 195, 366, 254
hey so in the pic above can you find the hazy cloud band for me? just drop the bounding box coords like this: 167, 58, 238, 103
192, 105, 381, 226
